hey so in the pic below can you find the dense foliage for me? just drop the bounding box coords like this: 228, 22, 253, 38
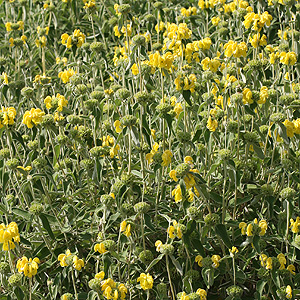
1, 0, 300, 299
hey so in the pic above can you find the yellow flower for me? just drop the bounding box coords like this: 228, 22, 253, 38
167, 225, 176, 239
174, 102, 183, 118
211, 16, 220, 25
290, 217, 300, 233
56, 93, 68, 112
259, 254, 268, 267
114, 26, 121, 38
246, 224, 253, 236
120, 221, 131, 237
44, 96, 52, 109
137, 273, 153, 290
72, 255, 84, 271
258, 86, 268, 105
277, 253, 286, 269
58, 249, 72, 267
180, 292, 189, 300
95, 271, 105, 279
110, 144, 120, 158
224, 40, 247, 58
283, 119, 295, 138
286, 285, 292, 299
121, 24, 132, 36
2, 72, 8, 85
195, 255, 203, 267
161, 150, 172, 167
5, 22, 12, 32
167, 220, 182, 239
280, 51, 297, 65
287, 264, 296, 275
266, 257, 272, 270
258, 219, 268, 236
22, 108, 45, 128
172, 185, 182, 202
94, 243, 108, 254
0, 222, 20, 251
17, 166, 32, 172
155, 240, 163, 252
58, 68, 76, 83
207, 116, 218, 132
0, 106, 16, 127
131, 63, 139, 75
211, 255, 221, 268
151, 129, 156, 140
196, 288, 207, 300
16, 257, 40, 278
229, 246, 238, 256
114, 120, 123, 134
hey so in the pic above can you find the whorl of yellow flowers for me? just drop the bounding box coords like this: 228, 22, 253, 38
17, 256, 40, 278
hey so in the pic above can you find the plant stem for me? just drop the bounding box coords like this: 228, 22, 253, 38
71, 268, 78, 300
166, 255, 175, 300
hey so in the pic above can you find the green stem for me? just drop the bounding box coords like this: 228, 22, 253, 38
166, 255, 175, 300
71, 268, 78, 300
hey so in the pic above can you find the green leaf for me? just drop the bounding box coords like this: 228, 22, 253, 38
12, 208, 31, 220
252, 235, 261, 253
256, 280, 267, 300
191, 239, 205, 256
182, 90, 192, 106
145, 254, 164, 272
14, 287, 24, 300
215, 224, 232, 249
252, 143, 264, 159
169, 254, 183, 276
40, 214, 55, 240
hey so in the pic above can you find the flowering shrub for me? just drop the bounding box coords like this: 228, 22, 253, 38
1, 0, 300, 299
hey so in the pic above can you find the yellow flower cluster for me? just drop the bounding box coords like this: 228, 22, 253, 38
5, 21, 24, 32
290, 217, 300, 233
0, 106, 16, 128
207, 116, 218, 132
276, 253, 295, 274
239, 218, 267, 236
181, 7, 197, 17
224, 40, 247, 58
17, 257, 40, 278
249, 33, 267, 48
243, 11, 273, 31
280, 51, 297, 65
94, 242, 108, 254
58, 68, 76, 83
211, 255, 221, 268
22, 108, 45, 129
61, 29, 85, 49
0, 222, 20, 251
58, 249, 84, 271
174, 73, 197, 93
283, 118, 300, 138
44, 93, 68, 111
145, 142, 159, 164
120, 220, 131, 237
180, 289, 207, 300
201, 57, 220, 72
167, 220, 183, 239
83, 0, 96, 9
286, 286, 292, 299
35, 26, 50, 47
148, 51, 174, 70
260, 254, 272, 270
99, 276, 128, 300
137, 273, 153, 290
164, 22, 192, 41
